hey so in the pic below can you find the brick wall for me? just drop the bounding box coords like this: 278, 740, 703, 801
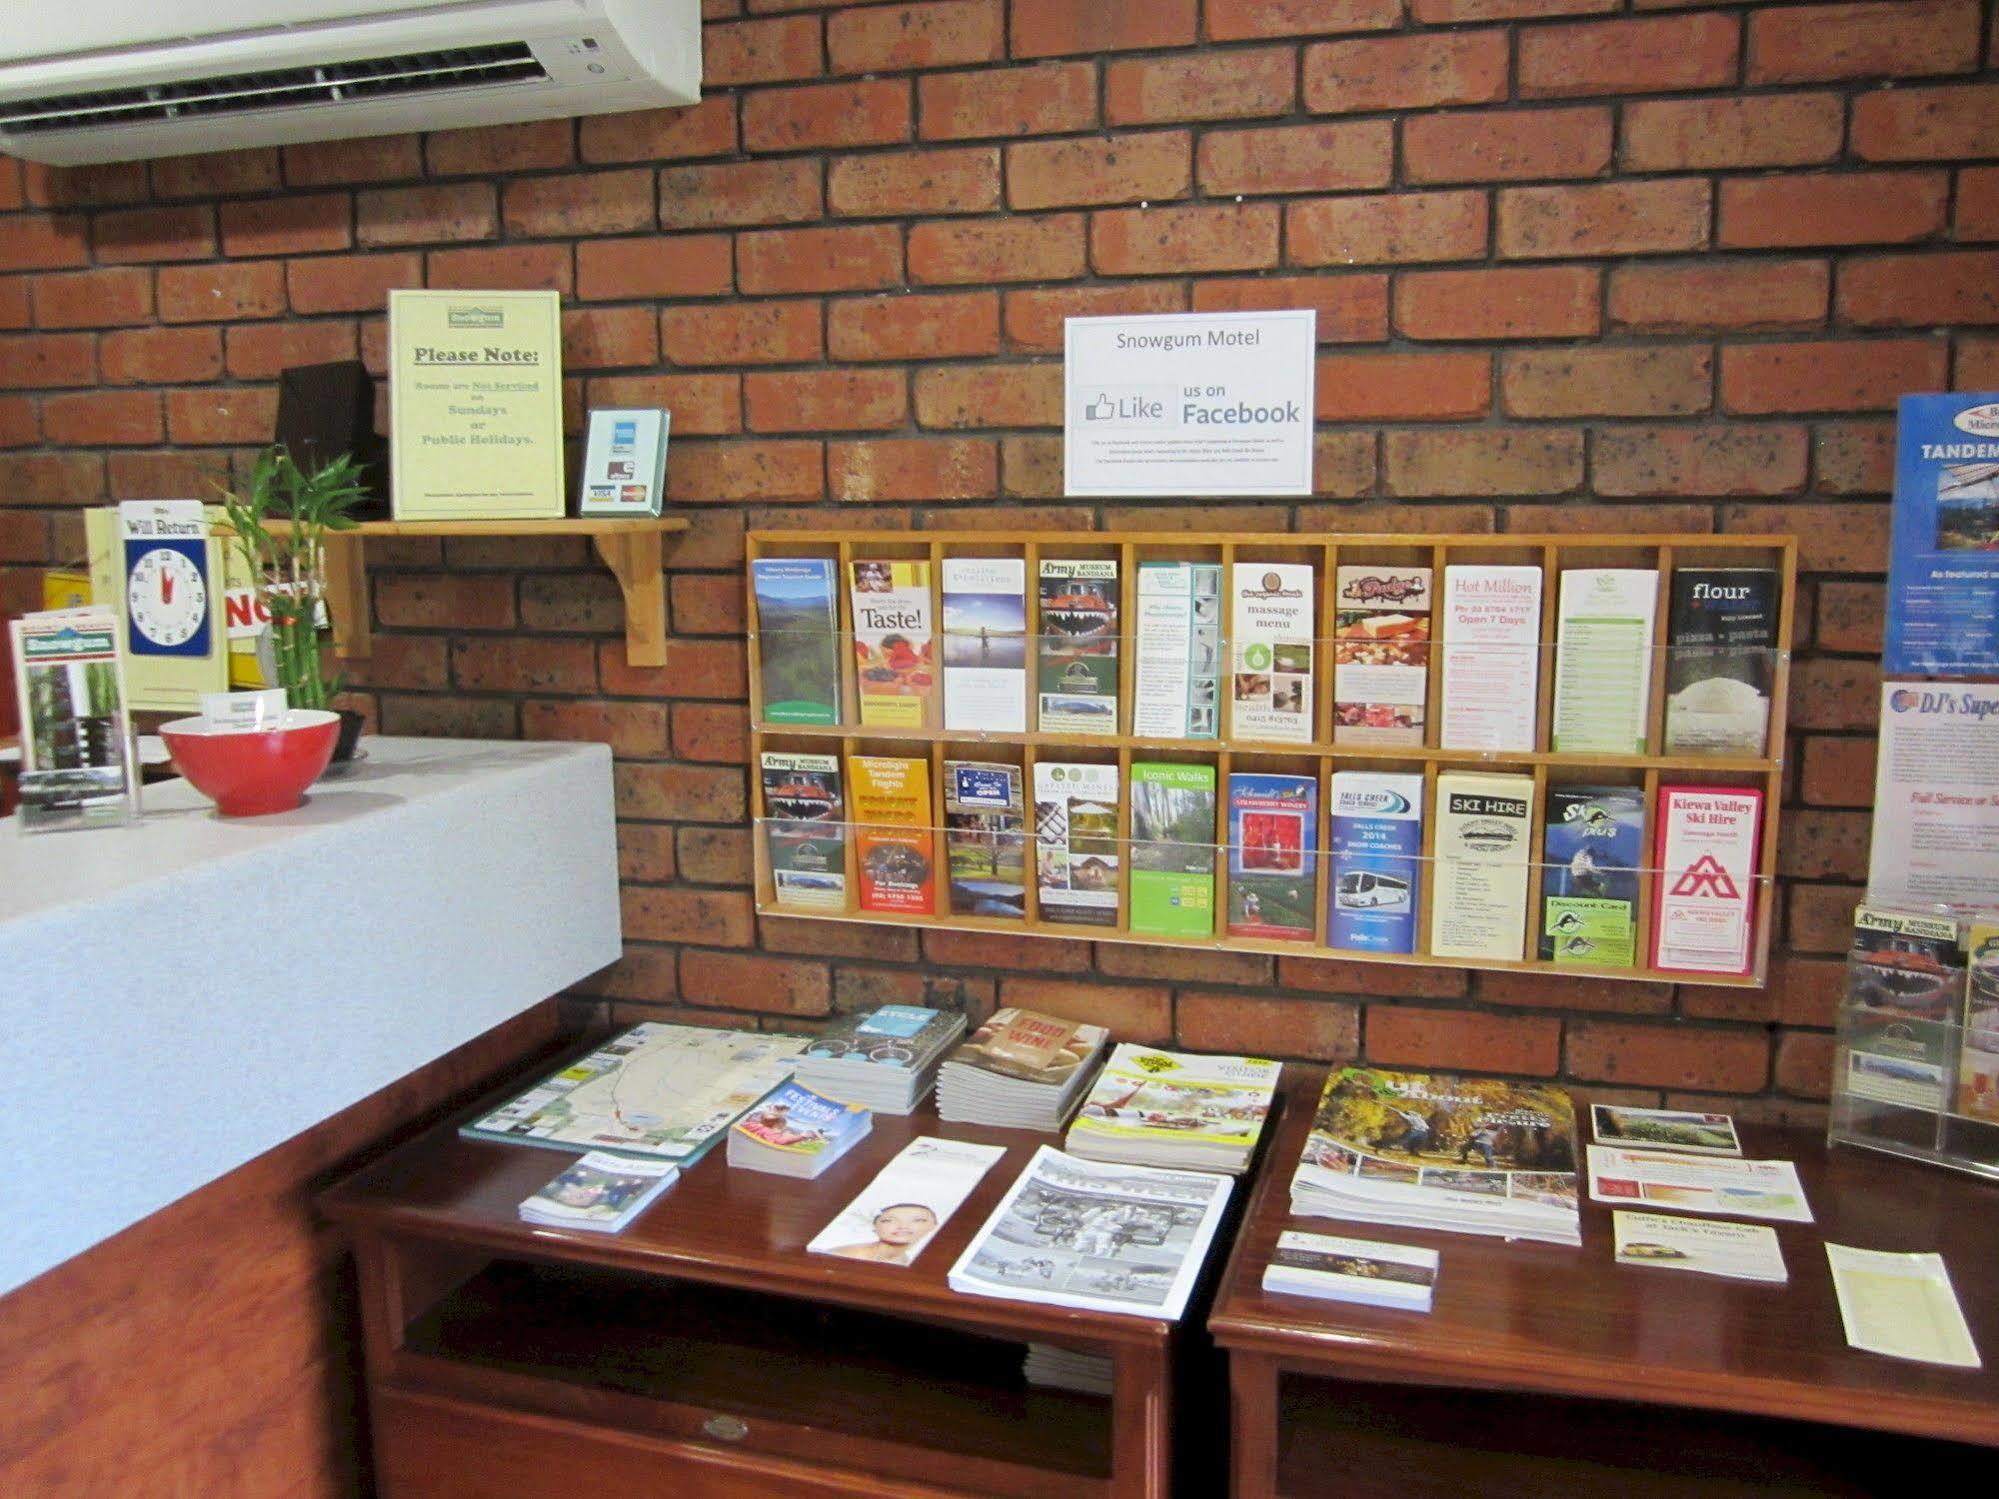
5, 0, 1997, 1116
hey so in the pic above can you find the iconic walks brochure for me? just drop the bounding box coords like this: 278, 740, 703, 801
1230, 562, 1315, 743
1037, 559, 1120, 733
1551, 568, 1659, 754
1333, 565, 1431, 746
727, 1080, 872, 1179
948, 1145, 1233, 1321
1539, 785, 1644, 968
462, 1023, 809, 1164
850, 559, 935, 728
795, 1005, 968, 1115
10, 608, 139, 833
578, 407, 668, 518
1067, 1045, 1282, 1174
1262, 1231, 1439, 1312
1130, 762, 1218, 938
1328, 770, 1423, 955
1844, 904, 1962, 1112
1587, 1146, 1812, 1224
1827, 1244, 1982, 1368
1884, 391, 1999, 677
1961, 919, 1999, 1123
1664, 568, 1779, 756
1133, 561, 1223, 739
936, 1008, 1111, 1131
1228, 773, 1318, 942
1651, 785, 1762, 975
851, 755, 934, 915
750, 558, 841, 726
941, 557, 1027, 732
518, 1151, 679, 1234
808, 1136, 1005, 1267
1430, 771, 1535, 962
1440, 565, 1543, 751
1289, 1067, 1582, 1246
760, 751, 847, 912
943, 760, 1027, 919
1592, 1105, 1741, 1157
1612, 1211, 1786, 1285
1034, 761, 1121, 927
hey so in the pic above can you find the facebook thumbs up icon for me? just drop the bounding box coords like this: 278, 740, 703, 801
1085, 393, 1115, 421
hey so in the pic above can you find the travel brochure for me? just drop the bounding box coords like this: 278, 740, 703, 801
726, 1080, 873, 1179
941, 557, 1027, 732
1540, 785, 1644, 968
1261, 1231, 1438, 1312
759, 751, 846, 912
1034, 761, 1120, 928
1439, 564, 1541, 752
1663, 568, 1778, 756
1651, 785, 1762, 976
750, 559, 841, 726
943, 760, 1027, 919
1611, 1211, 1786, 1285
1227, 772, 1318, 941
1430, 772, 1534, 962
1229, 561, 1314, 744
1585, 1145, 1812, 1223
1066, 1045, 1281, 1174
1551, 568, 1658, 755
1332, 565, 1430, 746
794, 1005, 967, 1115
851, 559, 935, 728
936, 1007, 1111, 1131
1884, 391, 1999, 677
1129, 762, 1218, 938
518, 1152, 680, 1234
807, 1136, 1004, 1267
1328, 770, 1422, 955
1132, 561, 1222, 739
851, 755, 933, 915
9, 607, 140, 833
1037, 559, 1119, 734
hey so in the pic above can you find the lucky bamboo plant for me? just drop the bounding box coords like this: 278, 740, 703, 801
218, 446, 368, 712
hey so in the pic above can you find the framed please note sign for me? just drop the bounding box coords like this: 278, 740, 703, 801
389, 289, 566, 520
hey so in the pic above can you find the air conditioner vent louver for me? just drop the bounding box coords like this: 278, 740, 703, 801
0, 43, 548, 136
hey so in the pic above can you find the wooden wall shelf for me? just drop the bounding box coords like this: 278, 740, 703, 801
747, 529, 1798, 991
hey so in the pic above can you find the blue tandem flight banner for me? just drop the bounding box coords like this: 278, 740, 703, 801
1885, 392, 1999, 677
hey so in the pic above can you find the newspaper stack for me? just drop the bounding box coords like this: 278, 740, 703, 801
792, 1005, 968, 1115
1066, 1045, 1281, 1174
1023, 1344, 1114, 1396
727, 1080, 872, 1179
518, 1152, 680, 1234
936, 1008, 1110, 1131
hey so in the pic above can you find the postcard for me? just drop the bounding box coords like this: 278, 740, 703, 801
1586, 1145, 1812, 1223
1591, 1105, 1741, 1157
1612, 1210, 1786, 1283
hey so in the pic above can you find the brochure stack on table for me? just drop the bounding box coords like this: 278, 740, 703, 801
793, 1005, 967, 1115
1066, 1045, 1282, 1173
936, 1008, 1110, 1130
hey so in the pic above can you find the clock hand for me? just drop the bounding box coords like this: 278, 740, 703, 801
161, 570, 174, 606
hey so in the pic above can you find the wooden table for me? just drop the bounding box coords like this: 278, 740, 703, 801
1210, 1068, 1999, 1498
320, 1075, 1198, 1499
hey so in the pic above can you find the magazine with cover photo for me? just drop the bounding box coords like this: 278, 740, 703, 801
1067, 1044, 1281, 1173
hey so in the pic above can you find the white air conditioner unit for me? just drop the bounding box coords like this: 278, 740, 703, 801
0, 0, 701, 166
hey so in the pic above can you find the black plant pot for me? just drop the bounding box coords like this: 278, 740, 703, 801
331, 707, 366, 764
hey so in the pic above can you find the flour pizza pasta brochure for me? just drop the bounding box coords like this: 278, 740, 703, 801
807, 1136, 1005, 1268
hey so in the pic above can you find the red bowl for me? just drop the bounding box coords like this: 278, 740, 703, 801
159, 710, 341, 817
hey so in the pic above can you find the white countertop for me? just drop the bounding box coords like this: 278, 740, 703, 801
0, 737, 621, 1296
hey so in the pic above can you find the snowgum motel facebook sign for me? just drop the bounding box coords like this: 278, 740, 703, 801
1064, 310, 1317, 497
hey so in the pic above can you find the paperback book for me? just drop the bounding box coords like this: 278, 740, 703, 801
1328, 770, 1423, 955
1430, 771, 1535, 962
727, 1080, 873, 1179
1129, 762, 1218, 938
794, 1005, 968, 1115
518, 1151, 679, 1234
1132, 561, 1223, 740
1439, 565, 1542, 751
941, 557, 1028, 732
851, 559, 934, 728
1262, 1231, 1439, 1311
9, 607, 140, 832
760, 751, 847, 913
851, 755, 934, 915
936, 1007, 1111, 1130
750, 558, 841, 727
1227, 772, 1319, 942
1539, 785, 1644, 968
1551, 568, 1659, 754
1067, 1044, 1282, 1174
1230, 562, 1315, 744
1845, 905, 1963, 1112
1037, 559, 1120, 734
1333, 565, 1431, 746
1664, 568, 1779, 757
943, 760, 1027, 919
1034, 761, 1121, 928
1651, 785, 1762, 976
807, 1136, 1005, 1266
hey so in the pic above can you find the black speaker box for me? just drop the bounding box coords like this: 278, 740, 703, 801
273, 359, 391, 517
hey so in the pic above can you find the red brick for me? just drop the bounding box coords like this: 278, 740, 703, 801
1395, 266, 1600, 340
22, 161, 148, 209
617, 823, 677, 883
1778, 808, 1872, 881
0, 506, 47, 557
673, 702, 752, 763
666, 440, 825, 503
1720, 171, 1947, 250
919, 61, 1097, 141
1197, 121, 1392, 196
1092, 203, 1279, 275
1622, 94, 1844, 172
1384, 429, 1583, 496
165, 387, 278, 445
1009, 132, 1192, 210
1788, 882, 1861, 953
828, 1, 1003, 73
449, 637, 598, 696
1498, 179, 1712, 258
924, 927, 1090, 972
1774, 1031, 1836, 1100
1289, 190, 1488, 265
101, 327, 224, 385
662, 301, 822, 367
1279, 958, 1466, 1001
1853, 84, 1999, 161
1311, 439, 1383, 498
1521, 13, 1741, 98
1405, 107, 1611, 186
562, 306, 660, 369
1105, 47, 1296, 126
1003, 284, 1186, 350
0, 452, 104, 503
31, 268, 152, 329
1960, 167, 1999, 241
286, 252, 420, 315
616, 761, 748, 823
1099, 947, 1274, 985
682, 951, 830, 1016
1011, 0, 1194, 57
0, 214, 88, 270
1749, 1, 1981, 84
220, 193, 351, 257
763, 917, 922, 965
284, 134, 421, 187
0, 333, 96, 389
43, 391, 162, 446
1502, 502, 1712, 537
743, 79, 911, 152
1814, 422, 1896, 497
661, 159, 822, 230
151, 150, 280, 199
1197, 275, 1388, 343
1413, 0, 1614, 16
1567, 1021, 1768, 1092
1609, 259, 1829, 333
427, 120, 575, 175
340, 634, 448, 692
1958, 333, 1999, 387
829, 147, 1000, 217
93, 205, 215, 264
427, 243, 573, 293
1180, 993, 1359, 1062
911, 214, 1086, 284
1317, 352, 1491, 420
502, 170, 654, 239
576, 235, 732, 301
829, 291, 999, 360
1801, 736, 1877, 807
1683, 955, 1845, 1028
915, 362, 1060, 428
705, 14, 823, 85
1504, 346, 1712, 418
739, 224, 903, 294
580, 97, 737, 164
374, 573, 516, 631
589, 374, 742, 436
669, 576, 748, 635
356, 183, 498, 246
1725, 501, 1887, 573
745, 369, 907, 432
103, 449, 225, 504
1595, 426, 1808, 496
623, 888, 756, 948
1000, 977, 1172, 1043
1211, 0, 1400, 38
1367, 1005, 1561, 1075
829, 438, 997, 501
1722, 339, 1947, 415
1840, 250, 1999, 327
1304, 30, 1509, 114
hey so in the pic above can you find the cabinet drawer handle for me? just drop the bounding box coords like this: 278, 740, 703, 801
703, 1414, 749, 1443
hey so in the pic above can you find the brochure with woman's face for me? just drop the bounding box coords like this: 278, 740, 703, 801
806, 1137, 1006, 1268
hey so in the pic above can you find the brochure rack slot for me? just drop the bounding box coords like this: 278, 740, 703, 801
748, 530, 1797, 989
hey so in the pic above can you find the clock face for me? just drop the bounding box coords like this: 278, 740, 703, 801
127, 546, 210, 650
